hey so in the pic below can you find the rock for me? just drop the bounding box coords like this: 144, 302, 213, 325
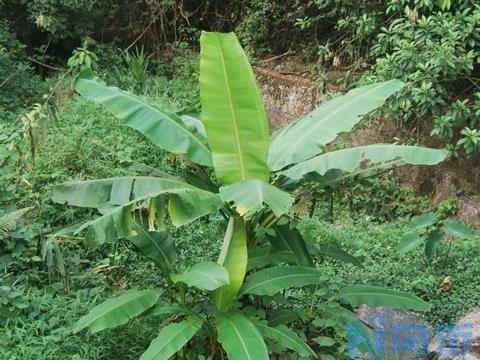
429, 353, 480, 360
254, 66, 323, 130
432, 173, 459, 205
428, 309, 480, 360
356, 305, 431, 359
457, 197, 480, 230
453, 354, 480, 360
350, 117, 399, 148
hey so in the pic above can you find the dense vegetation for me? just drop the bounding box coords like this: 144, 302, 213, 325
3, 0, 480, 157
1, 2, 479, 359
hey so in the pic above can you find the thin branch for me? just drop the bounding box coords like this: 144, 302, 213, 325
0, 70, 19, 89
122, 20, 155, 54
27, 57, 65, 72
256, 51, 291, 64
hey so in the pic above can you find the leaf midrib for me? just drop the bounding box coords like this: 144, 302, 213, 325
75, 290, 155, 331
217, 35, 246, 181
242, 272, 320, 294
228, 318, 252, 360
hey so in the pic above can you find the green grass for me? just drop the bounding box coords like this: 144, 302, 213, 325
300, 213, 480, 324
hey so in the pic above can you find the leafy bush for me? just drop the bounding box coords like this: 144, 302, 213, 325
52, 31, 447, 359
67, 41, 98, 74
362, 3, 480, 158
397, 211, 473, 263
0, 23, 46, 121
111, 48, 151, 94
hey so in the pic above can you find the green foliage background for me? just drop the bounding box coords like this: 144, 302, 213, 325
3, 0, 480, 155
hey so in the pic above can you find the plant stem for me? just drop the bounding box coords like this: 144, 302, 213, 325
309, 197, 317, 218
260, 213, 275, 229
329, 191, 334, 222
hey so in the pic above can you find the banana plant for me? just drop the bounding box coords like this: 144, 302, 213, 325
53, 32, 448, 359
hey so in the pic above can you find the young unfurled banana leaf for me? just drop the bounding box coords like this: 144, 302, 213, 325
213, 217, 248, 312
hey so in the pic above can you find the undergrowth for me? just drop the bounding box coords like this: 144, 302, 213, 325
301, 213, 480, 325
1, 51, 478, 359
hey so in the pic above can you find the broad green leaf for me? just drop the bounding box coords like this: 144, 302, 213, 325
53, 177, 222, 246
425, 230, 443, 259
140, 316, 203, 360
217, 312, 268, 360
213, 217, 248, 312
184, 166, 219, 193
280, 145, 448, 181
269, 80, 405, 171
314, 336, 335, 347
339, 285, 431, 311
318, 244, 364, 268
74, 71, 212, 166
220, 180, 294, 218
73, 289, 160, 333
268, 309, 299, 326
397, 232, 425, 254
267, 224, 314, 267
199, 31, 270, 184
127, 230, 176, 272
240, 266, 326, 296
52, 177, 194, 208
81, 202, 136, 247
255, 322, 316, 358
409, 212, 437, 229
179, 113, 207, 137
149, 303, 191, 317
247, 250, 297, 271
82, 189, 220, 246
443, 219, 473, 239
167, 189, 223, 227
170, 262, 229, 291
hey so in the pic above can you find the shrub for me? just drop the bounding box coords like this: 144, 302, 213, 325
0, 23, 45, 121
53, 31, 446, 359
